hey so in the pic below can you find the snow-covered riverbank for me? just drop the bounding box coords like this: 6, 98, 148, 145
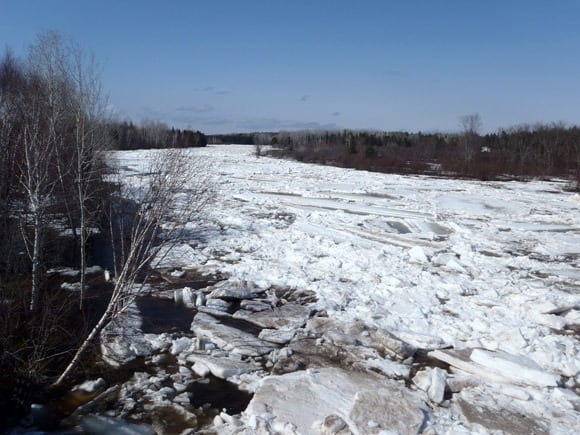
104, 144, 580, 434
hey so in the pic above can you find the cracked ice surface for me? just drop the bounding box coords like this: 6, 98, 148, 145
113, 145, 580, 433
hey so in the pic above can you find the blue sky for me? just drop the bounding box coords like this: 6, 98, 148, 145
1, 0, 579, 134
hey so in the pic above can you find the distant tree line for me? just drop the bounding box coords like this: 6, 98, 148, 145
207, 124, 580, 184
110, 120, 207, 150
265, 122, 580, 184
208, 132, 274, 145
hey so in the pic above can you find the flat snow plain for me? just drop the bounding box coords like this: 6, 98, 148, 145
114, 145, 580, 434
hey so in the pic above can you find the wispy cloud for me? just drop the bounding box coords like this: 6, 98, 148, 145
193, 86, 229, 95
236, 117, 340, 132
137, 107, 341, 134
175, 104, 214, 113
171, 114, 231, 127
138, 106, 221, 128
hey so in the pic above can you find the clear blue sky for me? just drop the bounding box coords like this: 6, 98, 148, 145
1, 0, 579, 134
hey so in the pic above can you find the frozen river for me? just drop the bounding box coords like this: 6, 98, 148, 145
105, 144, 580, 433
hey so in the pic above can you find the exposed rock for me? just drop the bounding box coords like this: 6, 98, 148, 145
191, 312, 276, 357
233, 303, 311, 330
244, 368, 427, 435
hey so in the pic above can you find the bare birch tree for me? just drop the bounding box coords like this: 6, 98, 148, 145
25, 33, 110, 309
67, 43, 110, 308
459, 113, 482, 165
19, 47, 68, 311
18, 89, 54, 312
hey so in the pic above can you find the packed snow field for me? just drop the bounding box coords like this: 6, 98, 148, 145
105, 145, 579, 434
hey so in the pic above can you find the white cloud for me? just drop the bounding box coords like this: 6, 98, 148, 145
176, 104, 214, 113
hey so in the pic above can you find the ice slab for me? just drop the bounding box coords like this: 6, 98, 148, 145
244, 368, 426, 434
233, 303, 311, 330
186, 352, 262, 379
191, 312, 277, 357
429, 348, 560, 388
